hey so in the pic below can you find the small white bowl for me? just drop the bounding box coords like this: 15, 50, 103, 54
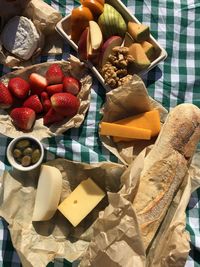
7, 135, 44, 172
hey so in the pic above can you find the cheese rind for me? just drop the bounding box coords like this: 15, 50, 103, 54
100, 122, 151, 140
113, 109, 160, 142
58, 178, 105, 227
32, 165, 62, 221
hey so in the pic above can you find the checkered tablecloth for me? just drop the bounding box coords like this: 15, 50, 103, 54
0, 0, 200, 266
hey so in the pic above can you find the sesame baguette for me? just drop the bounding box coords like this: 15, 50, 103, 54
132, 103, 200, 250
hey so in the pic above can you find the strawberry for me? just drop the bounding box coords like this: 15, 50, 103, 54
8, 77, 30, 99
10, 107, 36, 131
46, 84, 63, 96
45, 64, 64, 85
29, 73, 47, 95
0, 82, 13, 109
41, 92, 51, 113
43, 108, 64, 126
23, 95, 43, 113
51, 93, 80, 117
63, 76, 81, 96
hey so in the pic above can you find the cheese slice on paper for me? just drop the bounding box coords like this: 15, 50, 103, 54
112, 109, 160, 142
100, 122, 151, 140
32, 165, 62, 221
58, 178, 105, 227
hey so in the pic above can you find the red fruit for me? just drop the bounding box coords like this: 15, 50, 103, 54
43, 108, 64, 126
23, 95, 43, 113
63, 76, 81, 96
51, 93, 80, 117
0, 82, 13, 109
41, 92, 51, 113
46, 84, 63, 96
46, 64, 64, 85
8, 77, 30, 99
10, 107, 36, 131
29, 73, 47, 95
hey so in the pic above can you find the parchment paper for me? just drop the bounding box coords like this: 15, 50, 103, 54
100, 75, 168, 165
0, 159, 126, 267
0, 56, 93, 139
0, 0, 62, 67
79, 148, 200, 267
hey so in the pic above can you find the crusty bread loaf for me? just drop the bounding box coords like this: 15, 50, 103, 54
132, 103, 200, 250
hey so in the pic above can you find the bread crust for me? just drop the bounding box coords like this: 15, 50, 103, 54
132, 103, 200, 250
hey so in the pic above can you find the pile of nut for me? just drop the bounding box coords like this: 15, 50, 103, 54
101, 46, 135, 89
12, 139, 41, 167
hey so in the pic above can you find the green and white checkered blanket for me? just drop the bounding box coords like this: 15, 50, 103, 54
0, 0, 200, 266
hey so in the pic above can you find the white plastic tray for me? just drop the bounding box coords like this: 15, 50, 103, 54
56, 0, 167, 89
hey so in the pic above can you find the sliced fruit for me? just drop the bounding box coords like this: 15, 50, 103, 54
43, 108, 64, 126
98, 4, 127, 40
82, 0, 104, 17
124, 32, 135, 47
128, 22, 150, 43
100, 36, 123, 67
128, 43, 151, 69
23, 95, 43, 113
8, 77, 30, 99
51, 93, 80, 117
63, 77, 81, 96
10, 107, 36, 131
0, 82, 13, 109
46, 84, 63, 96
46, 64, 64, 85
29, 73, 47, 95
89, 20, 103, 52
141, 40, 155, 60
71, 6, 94, 44
78, 27, 89, 61
81, 0, 105, 5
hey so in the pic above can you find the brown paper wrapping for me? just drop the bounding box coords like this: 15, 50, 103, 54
0, 56, 92, 139
100, 75, 168, 165
0, 159, 126, 267
79, 149, 200, 267
0, 0, 62, 67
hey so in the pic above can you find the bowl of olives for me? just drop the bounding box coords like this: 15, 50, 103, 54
7, 136, 44, 171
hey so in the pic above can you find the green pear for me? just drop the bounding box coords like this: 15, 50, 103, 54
98, 4, 127, 40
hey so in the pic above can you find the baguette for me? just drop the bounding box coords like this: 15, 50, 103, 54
132, 103, 200, 250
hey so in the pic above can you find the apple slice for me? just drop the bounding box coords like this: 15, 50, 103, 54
100, 36, 123, 67
89, 20, 103, 52
78, 27, 89, 61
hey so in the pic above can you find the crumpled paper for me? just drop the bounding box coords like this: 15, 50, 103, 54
100, 75, 168, 165
0, 0, 62, 68
0, 158, 126, 267
0, 56, 92, 139
79, 148, 200, 267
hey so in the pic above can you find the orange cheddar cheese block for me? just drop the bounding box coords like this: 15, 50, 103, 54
113, 109, 160, 142
100, 122, 151, 140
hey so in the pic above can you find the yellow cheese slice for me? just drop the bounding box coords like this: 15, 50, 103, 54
58, 178, 105, 227
100, 122, 151, 140
32, 165, 62, 221
112, 109, 160, 142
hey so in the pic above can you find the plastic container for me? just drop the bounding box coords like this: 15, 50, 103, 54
56, 0, 167, 89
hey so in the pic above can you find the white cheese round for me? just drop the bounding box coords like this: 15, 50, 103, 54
1, 16, 40, 60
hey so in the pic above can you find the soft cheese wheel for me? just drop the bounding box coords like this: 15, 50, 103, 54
1, 16, 40, 60
32, 165, 62, 221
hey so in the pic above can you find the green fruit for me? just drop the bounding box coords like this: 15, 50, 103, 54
98, 4, 127, 40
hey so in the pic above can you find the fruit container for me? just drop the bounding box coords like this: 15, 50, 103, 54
56, 0, 167, 89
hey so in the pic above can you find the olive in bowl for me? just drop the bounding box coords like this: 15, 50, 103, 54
7, 136, 44, 171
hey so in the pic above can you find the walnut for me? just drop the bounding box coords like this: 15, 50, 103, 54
126, 54, 135, 63
120, 74, 133, 85
116, 68, 127, 78
106, 78, 118, 89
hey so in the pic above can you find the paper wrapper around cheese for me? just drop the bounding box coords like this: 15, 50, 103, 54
79, 148, 200, 267
0, 158, 126, 267
0, 0, 62, 67
99, 75, 168, 165
0, 56, 92, 139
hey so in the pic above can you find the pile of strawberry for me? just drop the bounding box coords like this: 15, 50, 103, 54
0, 64, 81, 131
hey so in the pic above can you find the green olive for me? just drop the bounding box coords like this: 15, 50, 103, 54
23, 147, 33, 156
13, 148, 22, 159
21, 155, 32, 167
31, 149, 41, 164
15, 140, 31, 150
